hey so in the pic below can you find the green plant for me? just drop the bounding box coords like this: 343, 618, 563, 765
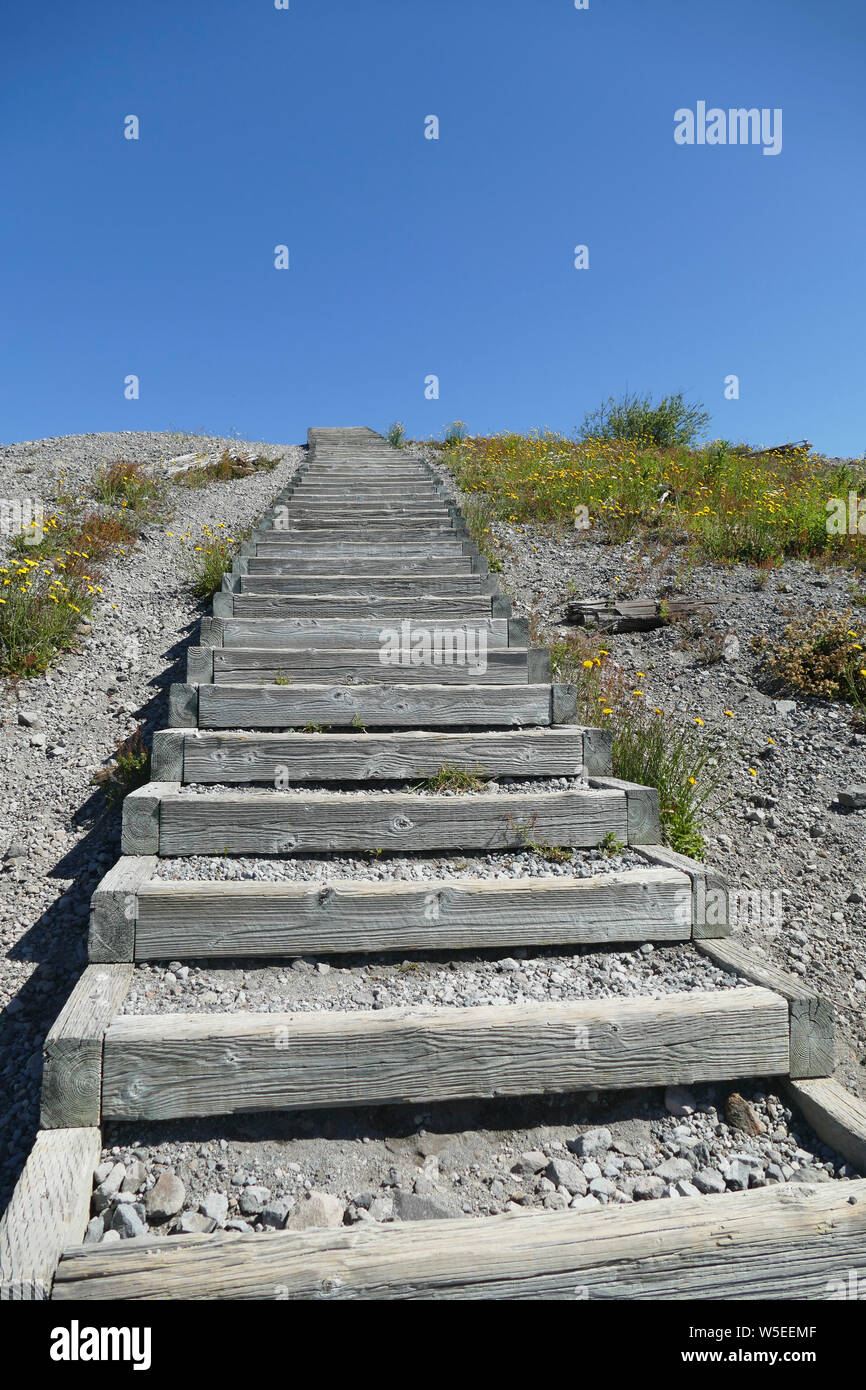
579, 391, 711, 448
599, 831, 625, 856
273, 671, 292, 685
301, 722, 323, 733
173, 449, 280, 488
412, 763, 490, 793
443, 420, 468, 447
760, 610, 866, 705
92, 462, 165, 511
0, 559, 95, 678
351, 713, 367, 731
386, 422, 406, 448
93, 727, 151, 808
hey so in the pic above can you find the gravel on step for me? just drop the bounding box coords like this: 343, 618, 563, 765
153, 846, 645, 883
90, 1082, 860, 1241
118, 943, 746, 1016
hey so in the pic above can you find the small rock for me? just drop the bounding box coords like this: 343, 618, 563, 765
392, 1190, 458, 1222
238, 1185, 272, 1216
725, 1092, 765, 1136
285, 1190, 346, 1230
260, 1197, 295, 1229
144, 1171, 185, 1222
84, 1215, 104, 1244
511, 1150, 548, 1176
632, 1176, 666, 1201
568, 1127, 612, 1159
838, 786, 866, 810
545, 1158, 587, 1196
368, 1195, 395, 1222
97, 1162, 126, 1199
174, 1211, 217, 1234
692, 1168, 727, 1195
654, 1157, 694, 1183
199, 1192, 229, 1225
112, 1204, 147, 1239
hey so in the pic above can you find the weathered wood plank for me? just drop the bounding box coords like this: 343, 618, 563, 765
181, 726, 587, 782
210, 647, 531, 686
230, 595, 492, 620
157, 788, 628, 855
588, 776, 662, 845
41, 965, 134, 1127
219, 617, 510, 650
1, 1127, 101, 1300
196, 682, 552, 729
120, 782, 179, 852
134, 866, 693, 958
150, 729, 186, 780
635, 845, 729, 939
102, 986, 788, 1122
168, 682, 198, 726
237, 574, 484, 596
785, 1079, 866, 1170
88, 855, 159, 962
52, 1177, 866, 1301
248, 556, 472, 574
696, 938, 834, 1079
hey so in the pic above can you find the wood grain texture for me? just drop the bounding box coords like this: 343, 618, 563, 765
1, 1127, 101, 1300
785, 1079, 866, 1170
237, 574, 484, 596
231, 595, 492, 620
196, 682, 553, 730
120, 782, 179, 853
636, 845, 729, 938
134, 866, 693, 958
41, 965, 134, 1127
52, 1177, 866, 1301
210, 648, 531, 686
252, 543, 466, 558
150, 730, 186, 781
101, 986, 788, 1121
157, 787, 628, 855
168, 682, 199, 727
588, 776, 662, 844
248, 556, 472, 575
181, 727, 587, 782
221, 617, 509, 650
696, 938, 834, 1079
88, 855, 159, 962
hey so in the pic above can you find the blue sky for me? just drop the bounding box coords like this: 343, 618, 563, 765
1, 0, 864, 453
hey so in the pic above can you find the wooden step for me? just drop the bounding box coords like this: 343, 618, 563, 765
246, 556, 473, 574
123, 785, 631, 855
170, 680, 569, 729
222, 595, 495, 620
51, 1177, 866, 1300
98, 987, 789, 1121
186, 646, 547, 686
250, 543, 469, 560
235, 574, 486, 597
203, 616, 516, 650
153, 724, 596, 782
103, 862, 690, 960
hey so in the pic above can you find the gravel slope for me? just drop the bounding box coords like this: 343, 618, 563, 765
0, 431, 301, 1214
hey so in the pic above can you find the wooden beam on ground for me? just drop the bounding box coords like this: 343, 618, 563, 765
41, 965, 134, 1127
785, 1079, 866, 1170
635, 845, 729, 938
1, 1127, 101, 1300
101, 986, 788, 1121
51, 1177, 866, 1301
695, 938, 834, 1080
588, 776, 661, 844
133, 865, 692, 958
88, 856, 159, 962
205, 647, 537, 686
156, 787, 629, 855
229, 595, 493, 620
179, 727, 587, 783
218, 617, 510, 650
194, 682, 554, 729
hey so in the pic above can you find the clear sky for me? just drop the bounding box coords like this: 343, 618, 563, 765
1, 0, 864, 453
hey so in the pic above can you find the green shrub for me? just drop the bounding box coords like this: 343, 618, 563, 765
579, 391, 710, 447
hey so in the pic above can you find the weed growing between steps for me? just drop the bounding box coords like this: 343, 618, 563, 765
92, 727, 151, 809
411, 763, 490, 793
444, 431, 866, 568
548, 628, 729, 858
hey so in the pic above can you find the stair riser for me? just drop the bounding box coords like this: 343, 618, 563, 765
214, 618, 512, 649
236, 576, 485, 596
179, 682, 557, 728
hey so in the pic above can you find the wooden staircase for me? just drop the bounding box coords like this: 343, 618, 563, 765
3, 425, 865, 1301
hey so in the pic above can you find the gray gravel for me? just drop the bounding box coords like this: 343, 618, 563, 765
153, 845, 645, 883
118, 943, 746, 1016
90, 1082, 857, 1241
